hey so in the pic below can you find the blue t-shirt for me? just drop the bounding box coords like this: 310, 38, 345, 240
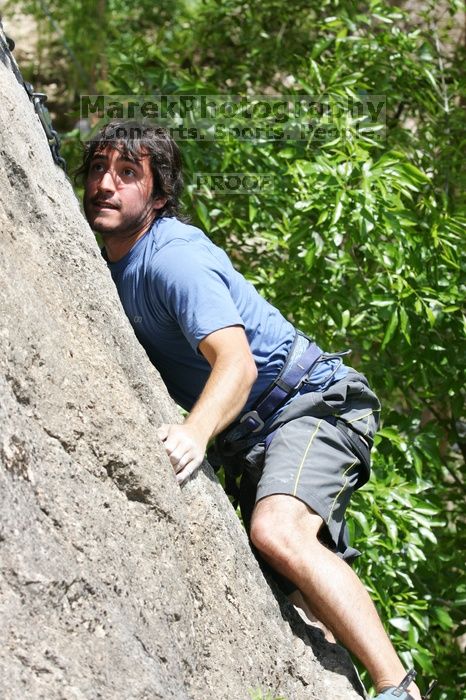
103, 217, 346, 412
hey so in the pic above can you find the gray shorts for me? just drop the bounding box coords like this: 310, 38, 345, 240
240, 370, 381, 564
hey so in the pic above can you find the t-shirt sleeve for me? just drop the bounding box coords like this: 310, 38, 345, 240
151, 241, 244, 352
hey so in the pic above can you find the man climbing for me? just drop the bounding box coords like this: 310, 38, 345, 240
80, 119, 424, 700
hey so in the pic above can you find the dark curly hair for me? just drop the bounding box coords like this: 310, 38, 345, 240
76, 120, 184, 219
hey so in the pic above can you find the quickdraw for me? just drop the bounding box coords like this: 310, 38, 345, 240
0, 23, 66, 171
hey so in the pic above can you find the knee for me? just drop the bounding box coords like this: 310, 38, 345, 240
250, 508, 284, 559
250, 502, 314, 564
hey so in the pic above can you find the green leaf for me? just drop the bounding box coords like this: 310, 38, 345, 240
341, 309, 350, 330
381, 309, 399, 349
316, 209, 329, 224
389, 617, 410, 632
370, 299, 396, 307
399, 306, 411, 344
332, 191, 344, 224
434, 607, 454, 630
195, 200, 210, 231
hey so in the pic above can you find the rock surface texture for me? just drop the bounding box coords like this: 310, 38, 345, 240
0, 27, 364, 700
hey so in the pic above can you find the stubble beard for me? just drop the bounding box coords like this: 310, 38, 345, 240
84, 198, 157, 239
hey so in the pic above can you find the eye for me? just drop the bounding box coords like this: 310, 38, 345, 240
91, 162, 105, 173
122, 167, 136, 177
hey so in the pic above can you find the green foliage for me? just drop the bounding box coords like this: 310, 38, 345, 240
249, 690, 286, 700
7, 0, 465, 697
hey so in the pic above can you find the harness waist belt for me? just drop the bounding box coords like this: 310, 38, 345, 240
223, 333, 322, 444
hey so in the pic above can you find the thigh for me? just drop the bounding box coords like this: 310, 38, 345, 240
251, 492, 323, 535
256, 415, 363, 561
240, 480, 304, 595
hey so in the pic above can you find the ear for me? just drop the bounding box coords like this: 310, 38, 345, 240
153, 196, 167, 211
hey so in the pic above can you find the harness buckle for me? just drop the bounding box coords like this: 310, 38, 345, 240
240, 410, 265, 433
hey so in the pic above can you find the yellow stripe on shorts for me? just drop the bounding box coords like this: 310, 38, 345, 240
292, 418, 323, 497
326, 458, 358, 525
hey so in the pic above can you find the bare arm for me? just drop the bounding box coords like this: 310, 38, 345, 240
157, 326, 258, 484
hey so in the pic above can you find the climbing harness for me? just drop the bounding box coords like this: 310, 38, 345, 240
208, 332, 322, 505
221, 332, 323, 448
218, 332, 356, 453
210, 332, 359, 507
0, 22, 66, 171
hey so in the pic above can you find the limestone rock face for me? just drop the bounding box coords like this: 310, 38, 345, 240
0, 28, 363, 700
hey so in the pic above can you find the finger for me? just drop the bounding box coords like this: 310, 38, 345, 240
172, 451, 193, 473
162, 435, 188, 463
164, 442, 194, 470
164, 436, 196, 464
164, 440, 189, 467
176, 455, 203, 484
169, 452, 188, 470
156, 424, 170, 441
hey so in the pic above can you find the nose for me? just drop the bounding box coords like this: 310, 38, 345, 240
97, 169, 116, 193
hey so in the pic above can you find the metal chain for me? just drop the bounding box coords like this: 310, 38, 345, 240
24, 82, 67, 171
0, 22, 66, 171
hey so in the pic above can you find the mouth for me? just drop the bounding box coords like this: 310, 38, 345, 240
92, 200, 119, 210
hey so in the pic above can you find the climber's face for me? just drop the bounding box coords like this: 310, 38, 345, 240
84, 146, 165, 238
